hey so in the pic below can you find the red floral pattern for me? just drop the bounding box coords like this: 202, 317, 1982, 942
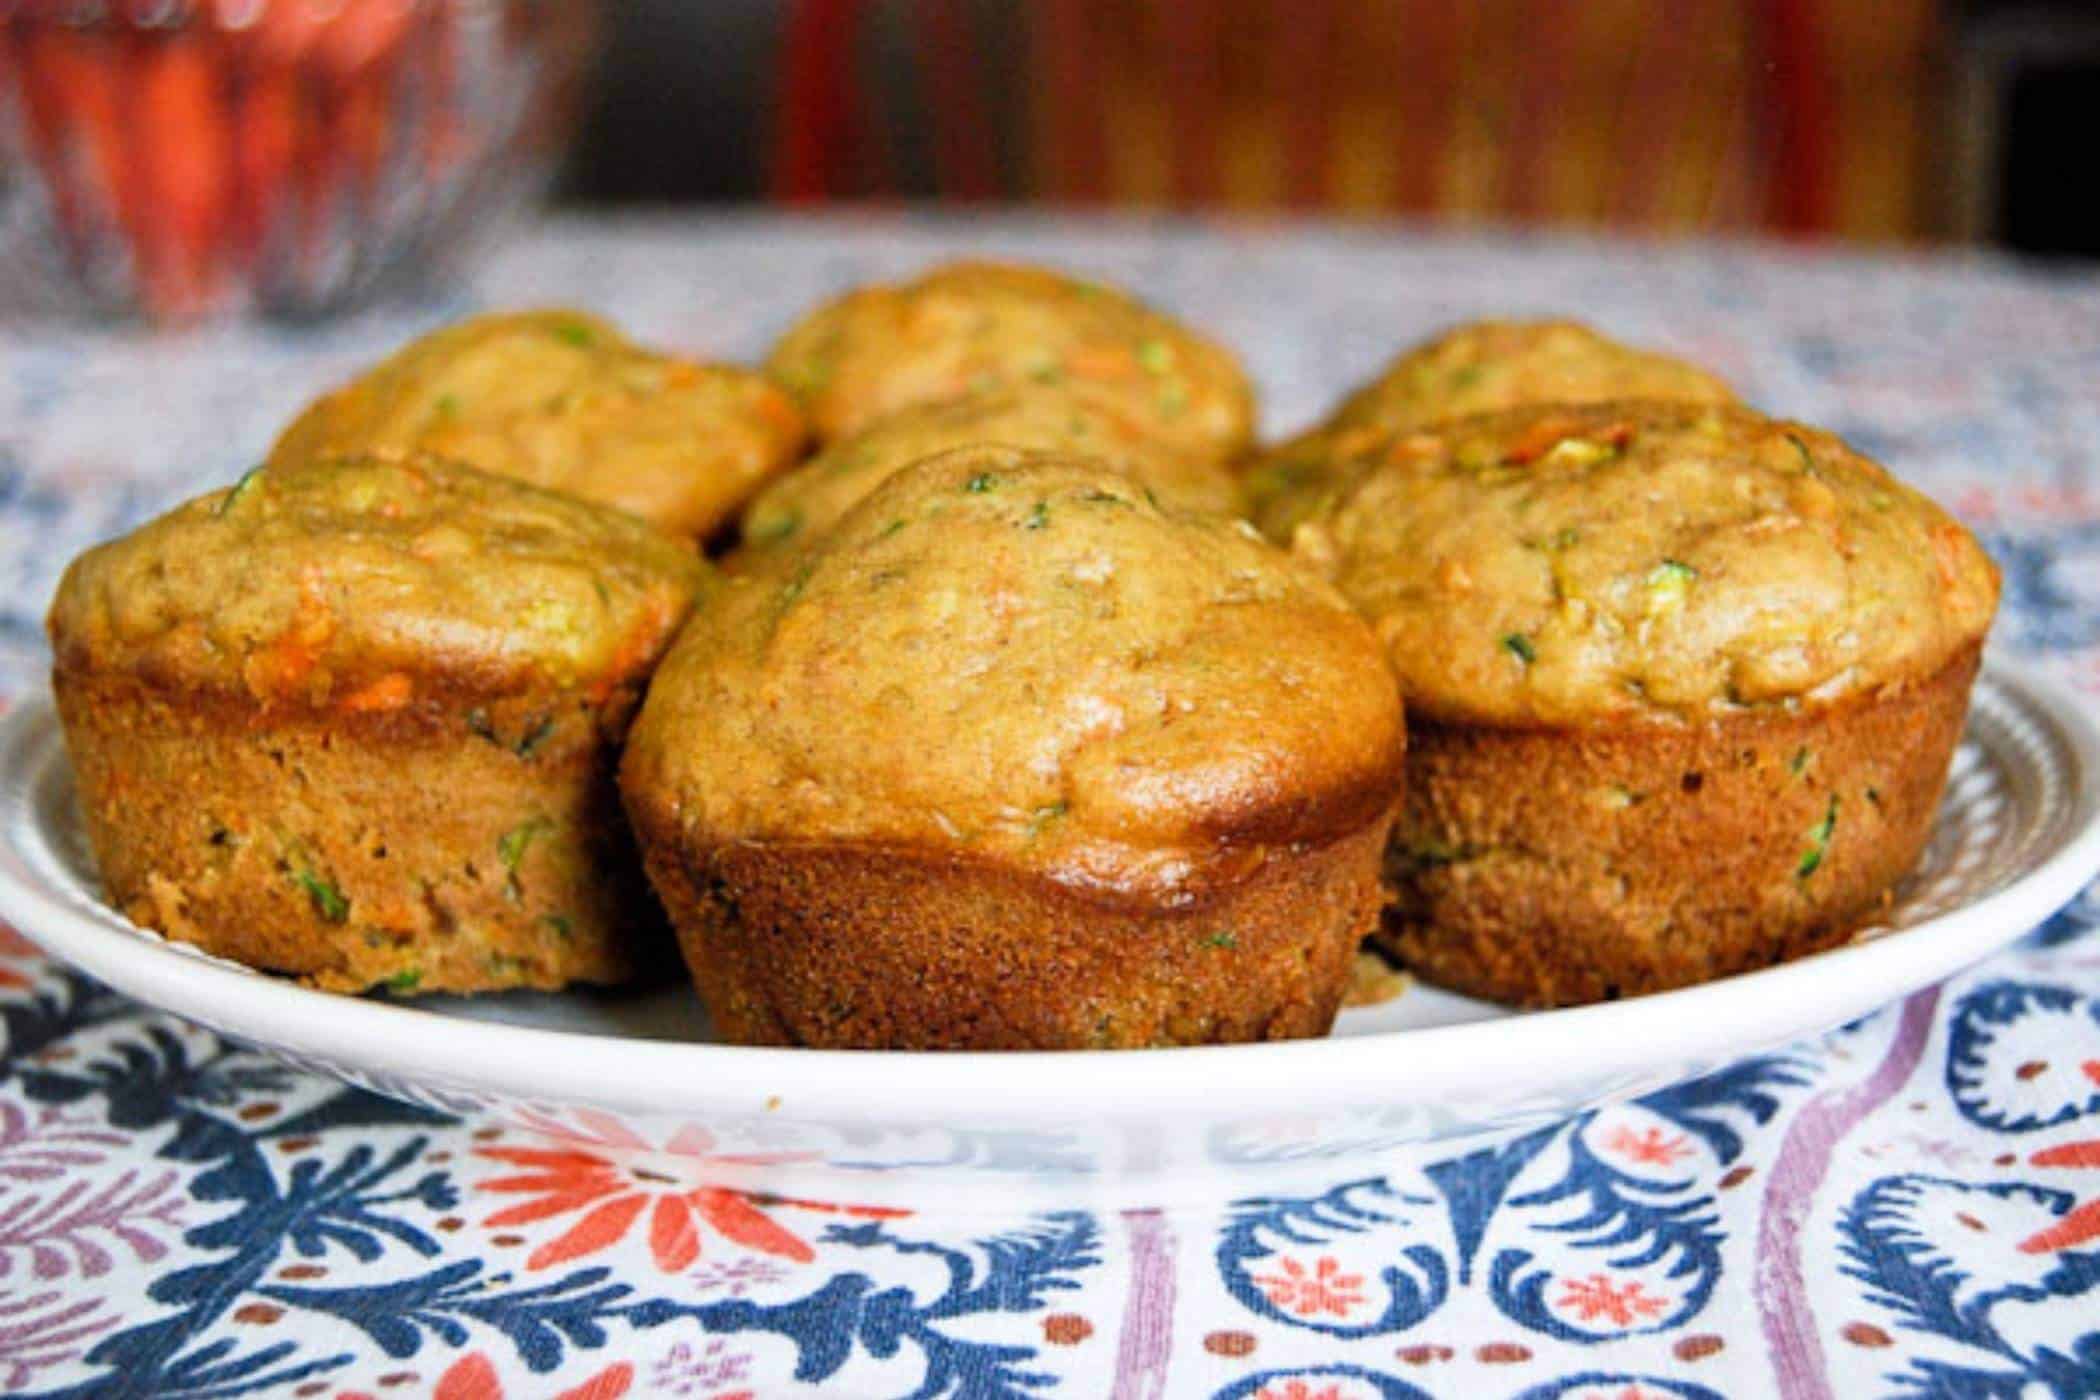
1252, 1381, 1347, 1400
1603, 1125, 1693, 1167
334, 1351, 634, 1400
1554, 1274, 1671, 1327
1252, 1255, 1365, 1319
476, 1146, 905, 1272
2020, 1137, 2100, 1254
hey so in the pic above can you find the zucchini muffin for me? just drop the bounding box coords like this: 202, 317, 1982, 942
48, 454, 707, 995
1288, 401, 1999, 1006
736, 387, 1243, 561
765, 260, 1255, 464
1248, 319, 1736, 540
622, 447, 1406, 1049
270, 309, 805, 540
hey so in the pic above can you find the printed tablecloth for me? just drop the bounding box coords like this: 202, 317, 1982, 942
1, 215, 2097, 1399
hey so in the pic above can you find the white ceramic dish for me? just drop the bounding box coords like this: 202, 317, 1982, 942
2, 659, 2096, 1210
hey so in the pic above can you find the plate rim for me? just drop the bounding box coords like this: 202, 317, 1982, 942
2, 655, 2097, 1129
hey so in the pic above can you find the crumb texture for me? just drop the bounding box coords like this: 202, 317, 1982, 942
1287, 402, 1999, 726
765, 260, 1255, 463
625, 447, 1404, 904
49, 453, 706, 706
270, 308, 804, 537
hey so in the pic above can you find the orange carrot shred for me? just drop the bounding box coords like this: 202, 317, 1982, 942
340, 672, 414, 713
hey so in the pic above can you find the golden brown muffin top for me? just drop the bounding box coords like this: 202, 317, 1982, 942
1331, 317, 1736, 432
1247, 319, 1736, 539
764, 260, 1256, 464
269, 309, 805, 539
736, 387, 1244, 561
1288, 402, 1999, 728
623, 447, 1404, 905
49, 454, 707, 709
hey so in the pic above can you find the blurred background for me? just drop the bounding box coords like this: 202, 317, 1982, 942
574, 0, 2094, 254
3, 0, 2094, 324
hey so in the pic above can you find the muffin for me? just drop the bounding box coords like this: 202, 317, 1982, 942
1329, 318, 1736, 433
270, 309, 805, 540
1248, 319, 1735, 540
765, 260, 1256, 464
735, 387, 1243, 561
1287, 401, 1999, 1007
621, 447, 1406, 1049
48, 454, 707, 995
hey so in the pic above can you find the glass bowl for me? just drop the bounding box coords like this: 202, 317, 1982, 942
0, 0, 598, 323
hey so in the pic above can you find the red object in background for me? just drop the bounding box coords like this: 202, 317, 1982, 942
0, 0, 594, 322
766, 0, 1936, 243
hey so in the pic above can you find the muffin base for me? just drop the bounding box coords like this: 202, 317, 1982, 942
631, 821, 1394, 1050
1380, 647, 1979, 1007
54, 670, 665, 995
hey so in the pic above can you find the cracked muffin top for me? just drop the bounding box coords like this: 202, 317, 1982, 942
764, 260, 1256, 464
1248, 319, 1736, 538
736, 387, 1243, 561
1286, 402, 1998, 728
49, 454, 706, 707
623, 447, 1404, 903
269, 309, 804, 539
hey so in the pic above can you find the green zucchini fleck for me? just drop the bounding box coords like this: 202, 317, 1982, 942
542, 914, 574, 941
1648, 558, 1698, 585
876, 519, 908, 540
1786, 433, 1816, 475
1137, 339, 1174, 375
1202, 931, 1237, 950
1024, 501, 1051, 530
552, 322, 595, 348
215, 465, 267, 518
1797, 794, 1839, 877
1502, 633, 1537, 665
291, 865, 348, 923
434, 393, 461, 420
965, 472, 999, 494
499, 817, 553, 871
749, 508, 802, 545
385, 968, 422, 992
513, 716, 557, 759
1790, 747, 1812, 775
1025, 801, 1067, 838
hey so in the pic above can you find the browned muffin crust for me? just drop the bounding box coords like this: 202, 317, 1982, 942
1329, 318, 1736, 435
735, 386, 1243, 565
57, 673, 660, 994
1288, 402, 1999, 726
270, 309, 805, 539
633, 814, 1389, 1050
1382, 646, 1977, 1006
622, 447, 1406, 1048
765, 260, 1256, 464
49, 455, 706, 995
1281, 400, 1998, 1008
1247, 318, 1735, 540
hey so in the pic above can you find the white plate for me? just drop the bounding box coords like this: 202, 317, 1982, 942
2, 660, 2097, 1210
